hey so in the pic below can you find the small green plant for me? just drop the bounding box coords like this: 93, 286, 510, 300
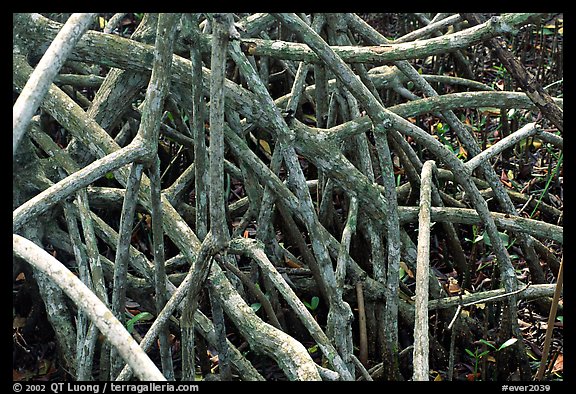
465, 346, 490, 379
465, 338, 518, 380
530, 153, 563, 219
435, 122, 456, 154
125, 311, 153, 334
303, 296, 320, 311
307, 344, 319, 355
250, 283, 263, 312
465, 226, 510, 248
464, 224, 482, 245
492, 64, 511, 90
482, 231, 510, 248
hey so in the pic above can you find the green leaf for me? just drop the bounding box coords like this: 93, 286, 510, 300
399, 266, 406, 279
307, 344, 318, 354
126, 312, 153, 333
479, 339, 497, 350
310, 296, 320, 310
250, 303, 262, 313
303, 113, 317, 124
435, 122, 448, 134
483, 231, 509, 247
557, 316, 563, 323
499, 232, 510, 247
498, 337, 518, 351
465, 348, 476, 358
105, 172, 115, 180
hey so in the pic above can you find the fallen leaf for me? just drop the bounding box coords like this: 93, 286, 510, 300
303, 114, 317, 125
447, 277, 461, 295
466, 372, 480, 381
13, 369, 35, 381
285, 256, 302, 269
458, 144, 468, 159
143, 214, 151, 229
518, 319, 532, 328
552, 354, 563, 373
259, 139, 272, 155
38, 359, 52, 375
13, 317, 26, 329
399, 261, 414, 279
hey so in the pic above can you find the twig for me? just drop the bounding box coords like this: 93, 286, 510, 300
447, 312, 459, 381
518, 195, 534, 216
465, 123, 540, 173
73, 189, 111, 379
209, 13, 234, 248
395, 14, 462, 43
413, 160, 436, 381
104, 13, 128, 34
149, 156, 174, 380
110, 162, 144, 378
355, 282, 368, 367
463, 283, 531, 307
62, 201, 94, 380
447, 305, 463, 331
351, 354, 373, 381
535, 255, 563, 380
187, 13, 209, 242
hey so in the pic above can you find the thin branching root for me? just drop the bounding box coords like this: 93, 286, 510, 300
13, 13, 563, 382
